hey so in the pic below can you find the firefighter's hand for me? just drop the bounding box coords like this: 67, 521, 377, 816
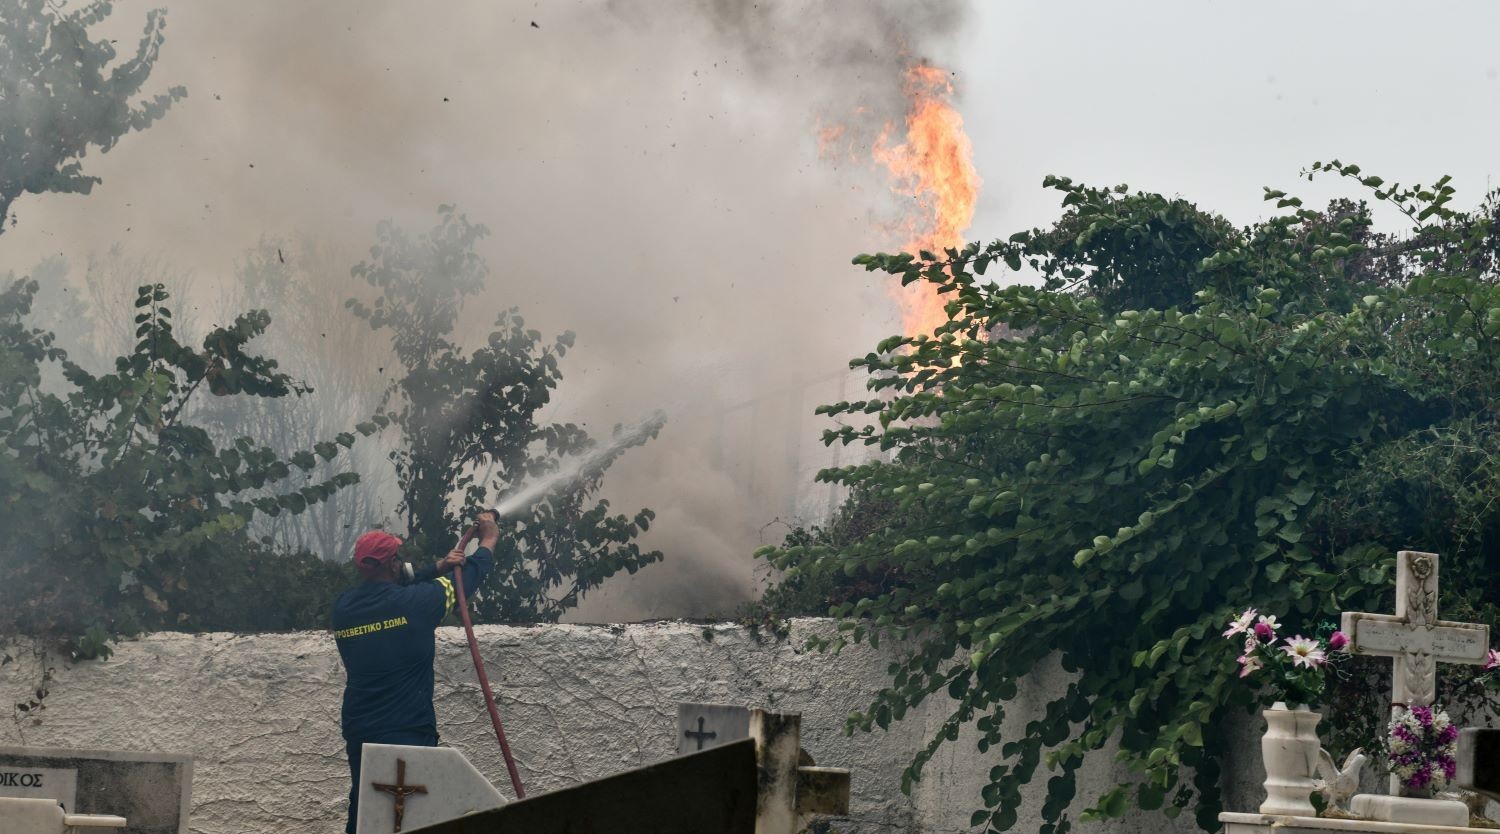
476, 511, 500, 549
436, 549, 467, 574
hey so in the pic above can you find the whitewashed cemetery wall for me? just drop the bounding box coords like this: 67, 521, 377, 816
0, 619, 1263, 834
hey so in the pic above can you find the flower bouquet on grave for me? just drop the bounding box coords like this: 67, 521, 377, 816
1388, 705, 1458, 798
1224, 609, 1351, 708
1226, 609, 1354, 816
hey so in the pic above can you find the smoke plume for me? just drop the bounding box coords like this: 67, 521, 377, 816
5, 0, 967, 620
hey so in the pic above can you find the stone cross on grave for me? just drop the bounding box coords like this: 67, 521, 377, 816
1341, 550, 1491, 793
372, 758, 427, 833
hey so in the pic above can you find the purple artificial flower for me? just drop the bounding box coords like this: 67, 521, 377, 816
1389, 704, 1459, 793
1253, 622, 1276, 642
1328, 631, 1350, 652
1488, 648, 1500, 670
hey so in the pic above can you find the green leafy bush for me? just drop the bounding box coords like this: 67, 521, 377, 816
762, 165, 1500, 832
0, 282, 380, 656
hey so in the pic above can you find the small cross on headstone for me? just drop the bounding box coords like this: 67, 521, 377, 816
684, 716, 718, 751
676, 703, 749, 757
372, 758, 428, 833
1341, 550, 1490, 793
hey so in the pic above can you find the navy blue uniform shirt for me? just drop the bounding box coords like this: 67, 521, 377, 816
332, 547, 493, 741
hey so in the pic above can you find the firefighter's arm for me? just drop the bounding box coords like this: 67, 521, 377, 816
409, 554, 457, 585
425, 513, 499, 619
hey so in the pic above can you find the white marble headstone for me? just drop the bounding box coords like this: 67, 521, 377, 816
356, 744, 505, 834
0, 765, 77, 812
0, 746, 190, 833
676, 703, 751, 756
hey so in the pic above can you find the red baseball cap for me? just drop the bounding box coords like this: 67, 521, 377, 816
353, 530, 403, 574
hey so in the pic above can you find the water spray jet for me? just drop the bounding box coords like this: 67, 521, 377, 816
488, 410, 668, 519
446, 409, 667, 796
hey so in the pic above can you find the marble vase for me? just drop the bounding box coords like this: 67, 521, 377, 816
1259, 702, 1322, 816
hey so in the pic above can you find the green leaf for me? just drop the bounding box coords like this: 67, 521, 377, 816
1180, 721, 1203, 747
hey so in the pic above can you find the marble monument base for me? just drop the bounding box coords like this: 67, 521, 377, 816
0, 798, 126, 834
1349, 794, 1469, 828
1221, 811, 1473, 833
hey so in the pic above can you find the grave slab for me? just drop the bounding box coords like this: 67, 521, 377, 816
356, 744, 505, 834
0, 746, 191, 834
0, 798, 128, 833
1221, 811, 1476, 833
676, 702, 750, 756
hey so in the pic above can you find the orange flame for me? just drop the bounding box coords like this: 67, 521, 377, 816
870, 64, 981, 337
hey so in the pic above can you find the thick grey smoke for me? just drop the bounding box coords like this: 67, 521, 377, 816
6, 0, 966, 621
615, 0, 965, 123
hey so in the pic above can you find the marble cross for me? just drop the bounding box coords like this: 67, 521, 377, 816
1340, 551, 1490, 709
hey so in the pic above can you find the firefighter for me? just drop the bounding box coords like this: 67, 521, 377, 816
332, 513, 497, 834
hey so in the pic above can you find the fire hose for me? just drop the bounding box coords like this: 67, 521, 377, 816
450, 522, 527, 799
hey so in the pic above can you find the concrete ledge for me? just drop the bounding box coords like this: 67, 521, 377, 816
1349, 795, 1469, 828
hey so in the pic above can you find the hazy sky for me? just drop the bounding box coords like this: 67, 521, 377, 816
963, 2, 1500, 234
7, 1, 1500, 619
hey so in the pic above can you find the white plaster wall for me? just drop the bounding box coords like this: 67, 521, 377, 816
0, 620, 1259, 833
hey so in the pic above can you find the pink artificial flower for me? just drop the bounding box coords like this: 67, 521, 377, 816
1487, 648, 1500, 671
1239, 652, 1263, 679
1225, 608, 1258, 639
1258, 613, 1281, 631
1253, 622, 1276, 643
1328, 631, 1350, 652
1281, 635, 1328, 669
